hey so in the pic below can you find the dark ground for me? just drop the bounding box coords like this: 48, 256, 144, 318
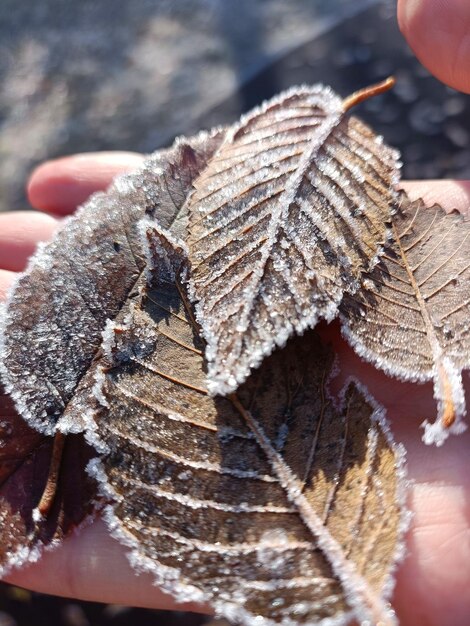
0, 582, 215, 626
1, 0, 470, 624
0, 0, 376, 213
1, 0, 470, 215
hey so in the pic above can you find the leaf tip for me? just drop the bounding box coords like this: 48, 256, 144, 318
423, 358, 468, 445
421, 417, 468, 447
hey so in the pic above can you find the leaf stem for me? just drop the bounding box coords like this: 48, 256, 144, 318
36, 431, 66, 519
342, 77, 396, 112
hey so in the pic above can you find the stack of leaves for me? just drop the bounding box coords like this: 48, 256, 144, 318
0, 78, 469, 626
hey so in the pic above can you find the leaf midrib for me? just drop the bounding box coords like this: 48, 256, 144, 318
393, 219, 445, 370
392, 217, 457, 427
228, 392, 393, 626
232, 113, 342, 333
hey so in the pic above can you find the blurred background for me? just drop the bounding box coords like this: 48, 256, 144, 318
1, 0, 470, 217
0, 0, 469, 623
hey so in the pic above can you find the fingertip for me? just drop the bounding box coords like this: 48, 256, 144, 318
398, 0, 470, 93
27, 152, 145, 215
0, 270, 16, 302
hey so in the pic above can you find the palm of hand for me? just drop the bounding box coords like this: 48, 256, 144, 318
0, 154, 468, 626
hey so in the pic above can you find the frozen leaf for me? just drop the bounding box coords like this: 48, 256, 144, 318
341, 192, 470, 445
88, 225, 408, 626
186, 79, 401, 395
0, 387, 95, 577
0, 130, 223, 436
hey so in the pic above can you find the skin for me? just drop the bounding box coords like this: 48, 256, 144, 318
0, 4, 469, 622
0, 161, 469, 626
398, 0, 470, 93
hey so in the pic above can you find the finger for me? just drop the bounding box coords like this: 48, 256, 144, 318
0, 270, 16, 301
0, 212, 58, 272
4, 519, 209, 614
28, 152, 145, 216
393, 425, 470, 625
398, 0, 470, 93
401, 179, 470, 216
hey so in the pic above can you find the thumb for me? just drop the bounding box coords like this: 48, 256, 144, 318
398, 0, 470, 93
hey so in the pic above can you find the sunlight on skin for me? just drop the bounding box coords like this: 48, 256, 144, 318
398, 0, 470, 93
0, 212, 58, 272
0, 159, 469, 626
5, 519, 208, 614
0, 270, 15, 302
27, 152, 145, 215
403, 180, 470, 218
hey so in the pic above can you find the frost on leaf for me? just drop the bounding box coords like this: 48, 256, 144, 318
340, 192, 470, 445
0, 130, 223, 436
0, 387, 95, 577
88, 224, 407, 626
186, 80, 400, 395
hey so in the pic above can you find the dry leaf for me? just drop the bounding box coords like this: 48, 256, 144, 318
87, 225, 407, 626
0, 131, 223, 436
340, 192, 470, 445
186, 80, 400, 395
0, 387, 95, 576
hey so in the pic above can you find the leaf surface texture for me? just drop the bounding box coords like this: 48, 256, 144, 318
0, 132, 223, 435
187, 85, 400, 395
341, 193, 470, 444
89, 226, 407, 626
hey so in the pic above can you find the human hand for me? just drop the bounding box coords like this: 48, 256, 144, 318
2, 4, 470, 615
398, 0, 470, 93
0, 151, 468, 625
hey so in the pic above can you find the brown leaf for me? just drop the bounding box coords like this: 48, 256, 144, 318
0, 387, 95, 577
0, 130, 223, 436
186, 80, 400, 395
340, 192, 470, 445
88, 225, 407, 626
